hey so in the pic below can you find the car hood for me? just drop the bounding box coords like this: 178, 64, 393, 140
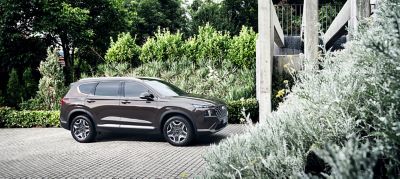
166, 94, 225, 106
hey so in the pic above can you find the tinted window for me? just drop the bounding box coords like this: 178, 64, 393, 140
124, 82, 148, 97
78, 83, 97, 95
143, 80, 186, 96
95, 82, 120, 96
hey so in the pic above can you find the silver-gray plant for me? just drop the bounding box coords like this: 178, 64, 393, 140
203, 0, 400, 178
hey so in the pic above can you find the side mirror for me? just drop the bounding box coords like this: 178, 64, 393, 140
140, 92, 154, 100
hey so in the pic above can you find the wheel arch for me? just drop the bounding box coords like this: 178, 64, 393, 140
159, 110, 196, 135
67, 109, 94, 130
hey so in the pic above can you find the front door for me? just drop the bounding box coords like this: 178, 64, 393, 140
119, 81, 159, 130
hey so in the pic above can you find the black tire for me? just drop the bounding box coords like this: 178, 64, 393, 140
70, 115, 96, 143
163, 116, 194, 146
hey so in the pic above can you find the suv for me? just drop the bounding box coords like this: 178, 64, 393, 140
60, 77, 228, 146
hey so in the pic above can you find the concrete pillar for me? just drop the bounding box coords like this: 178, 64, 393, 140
256, 0, 274, 122
304, 0, 319, 60
349, 0, 370, 38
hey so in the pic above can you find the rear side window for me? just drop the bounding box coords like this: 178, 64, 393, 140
95, 82, 120, 97
78, 83, 97, 95
124, 82, 148, 97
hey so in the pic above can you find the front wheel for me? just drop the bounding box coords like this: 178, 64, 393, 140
163, 116, 194, 146
70, 115, 96, 143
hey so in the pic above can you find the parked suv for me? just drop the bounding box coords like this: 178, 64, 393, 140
60, 77, 228, 146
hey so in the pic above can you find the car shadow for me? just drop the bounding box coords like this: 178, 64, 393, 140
95, 132, 230, 146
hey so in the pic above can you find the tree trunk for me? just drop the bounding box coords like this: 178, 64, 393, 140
61, 35, 72, 85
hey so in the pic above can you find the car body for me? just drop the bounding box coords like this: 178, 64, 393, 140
60, 77, 228, 146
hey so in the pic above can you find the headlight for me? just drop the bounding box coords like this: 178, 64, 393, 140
192, 104, 216, 117
192, 104, 212, 109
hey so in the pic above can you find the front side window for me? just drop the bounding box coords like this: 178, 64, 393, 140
143, 80, 186, 97
124, 82, 148, 97
94, 82, 120, 97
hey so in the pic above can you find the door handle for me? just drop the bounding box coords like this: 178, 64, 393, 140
86, 99, 96, 103
121, 100, 131, 104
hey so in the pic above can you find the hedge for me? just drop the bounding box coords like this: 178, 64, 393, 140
227, 98, 258, 124
0, 107, 60, 128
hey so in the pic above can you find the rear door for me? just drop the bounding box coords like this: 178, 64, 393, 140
85, 81, 122, 128
118, 81, 159, 130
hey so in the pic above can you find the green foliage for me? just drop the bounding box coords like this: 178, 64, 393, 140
140, 29, 185, 63
36, 48, 66, 110
227, 26, 257, 68
0, 107, 12, 128
226, 98, 258, 124
184, 24, 231, 65
0, 107, 60, 128
134, 0, 187, 42
105, 32, 140, 66
6, 68, 21, 107
22, 67, 37, 100
203, 0, 400, 178
95, 62, 131, 77
189, 0, 257, 35
130, 59, 255, 101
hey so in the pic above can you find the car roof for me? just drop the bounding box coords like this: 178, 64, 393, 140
77, 76, 161, 83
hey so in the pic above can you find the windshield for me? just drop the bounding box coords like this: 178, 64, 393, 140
143, 79, 186, 96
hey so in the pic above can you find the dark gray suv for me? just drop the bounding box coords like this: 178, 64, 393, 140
60, 77, 228, 146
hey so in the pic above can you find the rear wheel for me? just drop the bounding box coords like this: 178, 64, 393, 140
163, 116, 194, 146
70, 115, 96, 143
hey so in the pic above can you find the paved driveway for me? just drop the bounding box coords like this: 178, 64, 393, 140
0, 124, 244, 178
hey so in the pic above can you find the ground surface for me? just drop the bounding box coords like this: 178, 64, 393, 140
0, 124, 244, 178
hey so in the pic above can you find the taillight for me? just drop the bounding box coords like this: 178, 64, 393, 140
61, 97, 68, 106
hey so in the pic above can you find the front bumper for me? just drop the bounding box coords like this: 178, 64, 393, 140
197, 116, 228, 135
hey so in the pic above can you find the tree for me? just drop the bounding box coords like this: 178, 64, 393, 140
36, 48, 66, 110
22, 67, 37, 100
189, 0, 257, 35
105, 32, 141, 66
6, 69, 21, 107
134, 0, 187, 42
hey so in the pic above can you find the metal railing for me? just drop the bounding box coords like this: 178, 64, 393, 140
274, 4, 343, 36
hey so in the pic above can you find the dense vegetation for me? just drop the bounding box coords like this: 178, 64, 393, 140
204, 0, 400, 178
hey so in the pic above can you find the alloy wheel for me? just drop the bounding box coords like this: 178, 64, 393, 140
72, 118, 90, 140
166, 120, 188, 144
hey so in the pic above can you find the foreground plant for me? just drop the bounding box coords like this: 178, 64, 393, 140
203, 0, 400, 178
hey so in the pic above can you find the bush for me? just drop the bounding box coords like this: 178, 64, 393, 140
140, 29, 185, 63
129, 59, 255, 101
95, 62, 131, 77
7, 68, 22, 106
0, 107, 12, 128
226, 98, 258, 124
22, 67, 37, 100
203, 0, 400, 178
227, 26, 257, 69
184, 24, 231, 65
105, 32, 141, 66
0, 107, 59, 128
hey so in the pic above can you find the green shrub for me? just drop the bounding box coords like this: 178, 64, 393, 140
184, 24, 231, 65
0, 107, 12, 128
105, 32, 141, 66
7, 68, 22, 106
0, 108, 60, 128
226, 98, 258, 124
22, 67, 37, 100
203, 0, 400, 177
227, 26, 257, 69
129, 59, 255, 101
140, 29, 185, 63
95, 62, 131, 77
